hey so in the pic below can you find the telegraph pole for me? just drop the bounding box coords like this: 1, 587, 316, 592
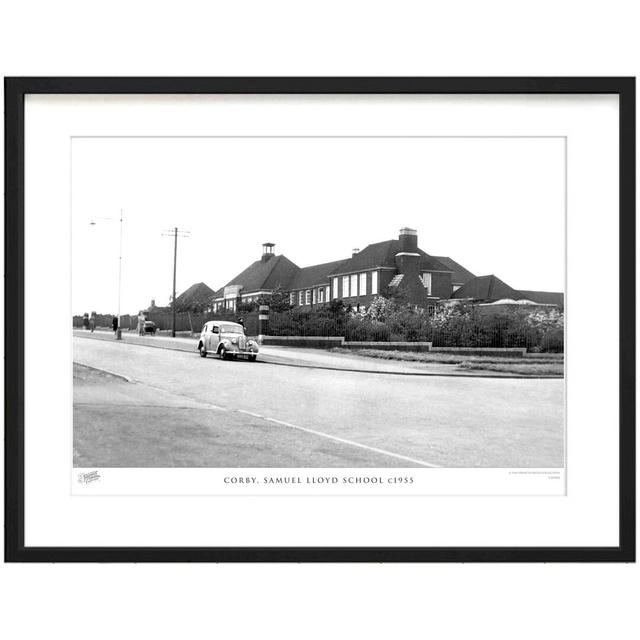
172, 227, 178, 338
162, 227, 190, 337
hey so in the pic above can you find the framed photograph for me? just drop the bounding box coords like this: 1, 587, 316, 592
4, 77, 635, 562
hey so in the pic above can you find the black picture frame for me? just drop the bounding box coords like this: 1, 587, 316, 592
4, 77, 635, 563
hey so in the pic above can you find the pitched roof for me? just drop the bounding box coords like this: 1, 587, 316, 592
518, 290, 564, 306
450, 275, 525, 302
289, 258, 350, 290
174, 282, 215, 310
328, 240, 452, 275
432, 256, 475, 285
220, 255, 300, 295
417, 249, 453, 273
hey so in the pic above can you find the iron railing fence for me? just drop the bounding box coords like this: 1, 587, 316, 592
266, 311, 563, 351
144, 310, 260, 335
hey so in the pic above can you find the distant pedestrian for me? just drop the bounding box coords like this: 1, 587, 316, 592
82, 313, 90, 330
138, 312, 146, 336
112, 316, 118, 333
89, 311, 96, 333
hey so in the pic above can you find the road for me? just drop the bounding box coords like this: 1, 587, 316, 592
73, 336, 565, 468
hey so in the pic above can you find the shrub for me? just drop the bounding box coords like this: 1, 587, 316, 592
426, 304, 563, 352
266, 296, 563, 352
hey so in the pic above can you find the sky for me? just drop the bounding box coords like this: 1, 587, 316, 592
71, 136, 565, 315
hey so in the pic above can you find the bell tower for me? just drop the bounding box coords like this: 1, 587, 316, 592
261, 242, 275, 262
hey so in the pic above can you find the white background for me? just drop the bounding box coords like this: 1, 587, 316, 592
1, 2, 638, 639
26, 94, 610, 547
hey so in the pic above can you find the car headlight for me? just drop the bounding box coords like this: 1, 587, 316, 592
231, 338, 237, 345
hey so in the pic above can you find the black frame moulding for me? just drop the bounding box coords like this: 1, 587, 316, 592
4, 77, 636, 562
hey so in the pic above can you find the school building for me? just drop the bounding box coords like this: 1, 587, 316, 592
209, 227, 563, 312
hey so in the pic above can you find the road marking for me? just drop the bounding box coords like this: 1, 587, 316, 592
262, 417, 441, 468
75, 362, 440, 466
128, 381, 228, 412
237, 409, 264, 419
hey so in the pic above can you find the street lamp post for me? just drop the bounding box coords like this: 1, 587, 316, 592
90, 210, 124, 340
116, 209, 123, 340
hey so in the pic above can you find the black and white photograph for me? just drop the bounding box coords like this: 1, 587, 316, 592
2, 2, 639, 639
71, 135, 565, 474
6, 78, 632, 562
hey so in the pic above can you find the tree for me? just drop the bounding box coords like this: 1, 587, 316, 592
257, 285, 293, 312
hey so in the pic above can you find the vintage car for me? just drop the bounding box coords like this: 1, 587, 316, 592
197, 321, 259, 361
143, 320, 158, 335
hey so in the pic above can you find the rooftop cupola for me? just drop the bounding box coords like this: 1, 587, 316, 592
261, 242, 275, 262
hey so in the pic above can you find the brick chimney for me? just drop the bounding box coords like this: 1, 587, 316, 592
398, 227, 418, 253
352, 248, 360, 258
395, 228, 420, 279
393, 227, 427, 306
261, 242, 275, 263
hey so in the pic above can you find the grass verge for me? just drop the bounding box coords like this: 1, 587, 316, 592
459, 361, 564, 376
331, 348, 564, 377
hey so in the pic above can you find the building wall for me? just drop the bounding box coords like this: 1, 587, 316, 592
226, 254, 455, 311
289, 269, 388, 310
431, 272, 453, 299
378, 269, 396, 295
286, 266, 454, 310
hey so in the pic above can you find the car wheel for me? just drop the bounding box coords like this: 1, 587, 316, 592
198, 343, 207, 358
219, 346, 227, 360
248, 355, 257, 362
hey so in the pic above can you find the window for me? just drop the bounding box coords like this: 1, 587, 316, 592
342, 276, 350, 298
452, 284, 461, 293
350, 274, 358, 296
318, 287, 324, 303
312, 289, 316, 304
332, 277, 339, 299
290, 292, 295, 305
306, 290, 311, 305
326, 286, 330, 301
371, 271, 379, 295
421, 272, 432, 295
359, 272, 367, 296
298, 291, 304, 305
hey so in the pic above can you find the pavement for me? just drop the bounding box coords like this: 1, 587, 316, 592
73, 329, 545, 377
73, 333, 565, 468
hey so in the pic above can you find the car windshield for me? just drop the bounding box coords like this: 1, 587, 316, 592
220, 324, 244, 334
